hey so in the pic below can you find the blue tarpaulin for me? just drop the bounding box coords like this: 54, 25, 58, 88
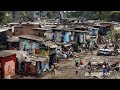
63, 32, 70, 43
43, 63, 49, 71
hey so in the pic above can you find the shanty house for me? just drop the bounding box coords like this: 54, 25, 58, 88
19, 35, 57, 68
32, 28, 52, 40
0, 51, 16, 79
88, 27, 99, 50
7, 36, 19, 50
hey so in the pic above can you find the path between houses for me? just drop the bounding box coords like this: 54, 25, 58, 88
41, 52, 92, 79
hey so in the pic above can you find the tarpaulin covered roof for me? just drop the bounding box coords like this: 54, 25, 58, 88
0, 51, 15, 57
33, 28, 51, 31
7, 36, 19, 42
0, 27, 11, 33
44, 41, 57, 48
63, 44, 72, 47
19, 35, 49, 42
25, 55, 49, 62
2, 50, 27, 62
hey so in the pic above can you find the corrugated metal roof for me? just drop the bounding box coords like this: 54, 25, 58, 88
2, 50, 27, 62
19, 35, 49, 42
33, 28, 51, 31
63, 44, 72, 47
7, 36, 19, 42
0, 27, 11, 33
0, 51, 15, 57
44, 41, 57, 48
25, 55, 49, 62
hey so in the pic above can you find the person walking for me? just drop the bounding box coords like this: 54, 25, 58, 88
79, 60, 84, 70
75, 56, 79, 67
102, 64, 106, 77
103, 60, 107, 66
88, 61, 91, 68
79, 60, 83, 65
106, 63, 111, 75
87, 66, 91, 76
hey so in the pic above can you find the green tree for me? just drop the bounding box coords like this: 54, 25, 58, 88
18, 11, 33, 22
2, 16, 12, 24
114, 31, 120, 44
107, 11, 120, 22
107, 31, 120, 46
65, 11, 120, 22
0, 11, 5, 24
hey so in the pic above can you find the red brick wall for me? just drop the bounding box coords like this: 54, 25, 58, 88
14, 27, 22, 36
13, 24, 40, 36
21, 24, 34, 35
33, 29, 45, 37
34, 24, 39, 28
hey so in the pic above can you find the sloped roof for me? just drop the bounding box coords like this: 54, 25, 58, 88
33, 28, 51, 31
2, 50, 27, 62
0, 51, 15, 57
7, 36, 19, 42
0, 27, 11, 33
19, 35, 49, 42
44, 41, 57, 48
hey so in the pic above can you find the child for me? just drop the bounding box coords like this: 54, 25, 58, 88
88, 66, 91, 76
102, 65, 106, 76
106, 64, 111, 75
79, 60, 83, 65
75, 56, 79, 67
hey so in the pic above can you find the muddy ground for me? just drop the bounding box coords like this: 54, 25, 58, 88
12, 48, 120, 79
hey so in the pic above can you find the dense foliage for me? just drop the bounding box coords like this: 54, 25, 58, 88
1, 11, 120, 24
0, 11, 6, 24
65, 11, 120, 22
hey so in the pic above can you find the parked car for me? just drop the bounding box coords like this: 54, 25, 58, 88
97, 49, 115, 56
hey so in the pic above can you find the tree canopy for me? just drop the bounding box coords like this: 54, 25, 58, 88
0, 11, 120, 24
65, 11, 120, 22
0, 11, 6, 24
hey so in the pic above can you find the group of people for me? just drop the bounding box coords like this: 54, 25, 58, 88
62, 46, 73, 59
86, 60, 120, 77
86, 61, 111, 77
102, 62, 111, 76
102, 61, 120, 77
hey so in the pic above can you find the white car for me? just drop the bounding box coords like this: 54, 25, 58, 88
97, 48, 114, 56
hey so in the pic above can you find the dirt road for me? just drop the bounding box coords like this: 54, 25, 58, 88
41, 51, 93, 79
41, 50, 120, 79
13, 49, 120, 79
